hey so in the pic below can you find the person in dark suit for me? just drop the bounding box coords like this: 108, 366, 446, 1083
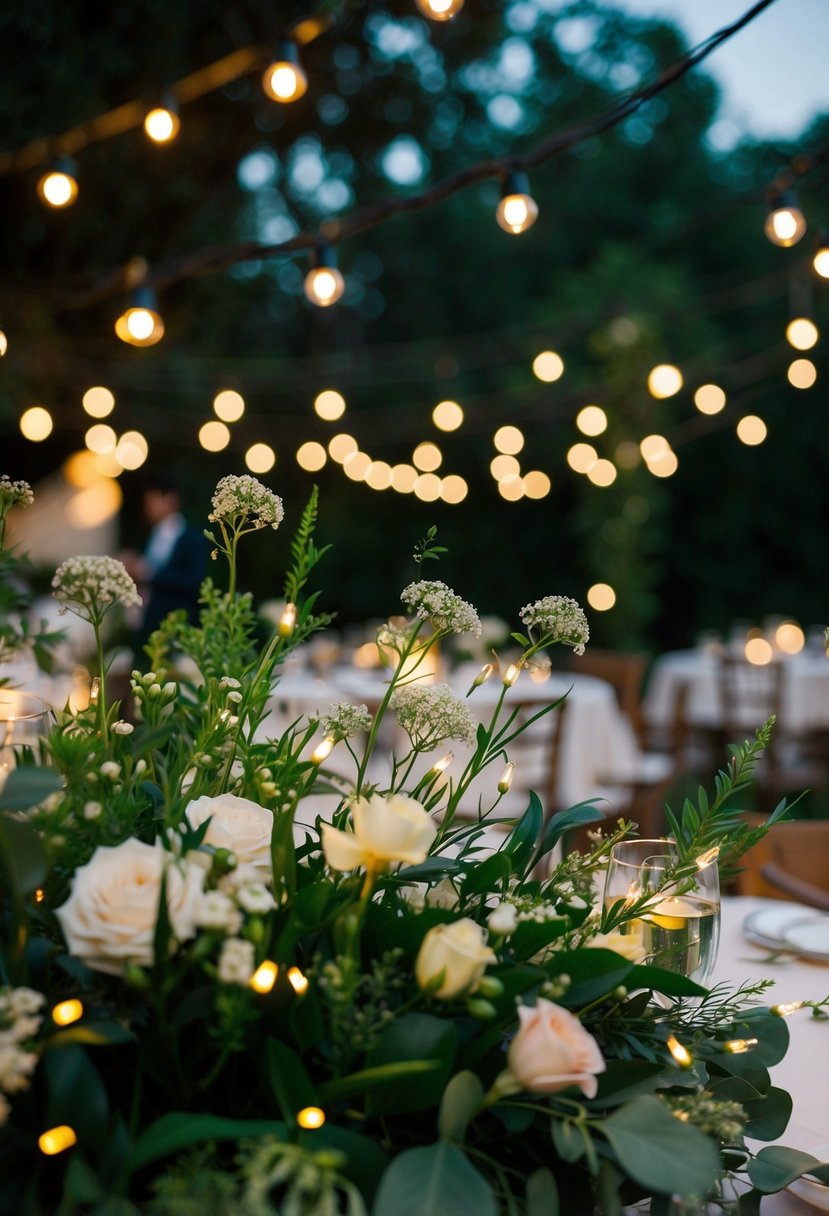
121, 477, 209, 642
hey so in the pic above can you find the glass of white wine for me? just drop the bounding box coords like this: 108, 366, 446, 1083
0, 690, 56, 794
604, 839, 721, 985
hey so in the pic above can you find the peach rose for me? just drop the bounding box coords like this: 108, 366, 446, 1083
507, 998, 606, 1097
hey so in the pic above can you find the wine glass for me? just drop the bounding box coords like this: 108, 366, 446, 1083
604, 838, 721, 985
0, 690, 56, 794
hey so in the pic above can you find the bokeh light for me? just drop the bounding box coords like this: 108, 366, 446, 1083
523, 470, 551, 499
532, 350, 564, 382
365, 460, 393, 490
199, 421, 230, 452
586, 459, 617, 487
20, 406, 53, 441
343, 451, 371, 481
576, 405, 607, 436
440, 474, 468, 503
413, 472, 441, 501
736, 415, 767, 446
328, 433, 357, 463
213, 390, 245, 422
432, 400, 464, 431
787, 358, 817, 389
494, 425, 525, 455
639, 434, 669, 462
587, 583, 616, 611
245, 443, 276, 473
745, 637, 773, 665
647, 364, 683, 399
390, 463, 417, 493
115, 431, 149, 470
83, 386, 115, 418
314, 390, 346, 421
296, 441, 327, 471
566, 443, 598, 474
490, 454, 521, 481
694, 384, 726, 415
786, 318, 818, 350
776, 622, 805, 654
497, 477, 525, 501
413, 442, 442, 472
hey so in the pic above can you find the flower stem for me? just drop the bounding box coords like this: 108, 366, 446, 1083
355, 623, 424, 795
93, 618, 109, 746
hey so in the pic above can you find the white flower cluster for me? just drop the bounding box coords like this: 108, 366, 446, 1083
209, 475, 284, 531
391, 683, 476, 749
193, 867, 276, 938
400, 580, 481, 637
0, 475, 34, 510
0, 986, 45, 1125
52, 555, 141, 622
519, 595, 589, 655
320, 702, 372, 741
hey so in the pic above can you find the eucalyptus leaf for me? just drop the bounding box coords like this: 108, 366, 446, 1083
0, 766, 62, 811
526, 1168, 559, 1216
600, 1096, 720, 1197
438, 1071, 484, 1143
0, 811, 48, 896
747, 1145, 829, 1192
372, 1141, 497, 1216
127, 1113, 286, 1174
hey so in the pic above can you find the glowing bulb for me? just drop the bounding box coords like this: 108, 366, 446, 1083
764, 191, 807, 247
523, 471, 551, 499
314, 390, 346, 420
432, 400, 464, 431
646, 450, 678, 478
736, 415, 767, 446
586, 459, 617, 487
311, 735, 335, 764
249, 960, 279, 994
245, 443, 276, 474
413, 441, 442, 472
365, 460, 393, 490
328, 433, 358, 463
297, 1106, 326, 1129
494, 425, 524, 455
775, 622, 805, 654
495, 171, 538, 235
533, 350, 564, 382
82, 386, 115, 418
262, 42, 308, 102
813, 239, 829, 278
786, 318, 819, 350
343, 451, 371, 481
415, 0, 464, 17
199, 421, 231, 452
567, 443, 597, 474
503, 663, 520, 687
694, 384, 726, 415
114, 288, 164, 347
587, 583, 616, 611
304, 245, 344, 306
788, 358, 817, 389
576, 405, 607, 436
85, 424, 117, 454
287, 966, 309, 995
745, 637, 773, 665
39, 1126, 77, 1155
0, 330, 7, 356
647, 364, 683, 399
491, 454, 520, 481
771, 1001, 804, 1017
37, 157, 78, 208
34, 888, 45, 903
440, 474, 468, 503
639, 434, 669, 461
390, 463, 417, 492
724, 1038, 758, 1054
297, 441, 327, 471
114, 431, 148, 471
20, 406, 53, 442
497, 762, 515, 793
666, 1035, 692, 1067
413, 473, 441, 501
279, 603, 297, 638
52, 999, 83, 1027
144, 100, 180, 143
213, 390, 245, 422
432, 752, 454, 774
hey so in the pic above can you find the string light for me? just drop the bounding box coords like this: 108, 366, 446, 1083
304, 243, 344, 307
491, 454, 520, 481
245, 443, 276, 473
567, 443, 598, 474
37, 156, 78, 208
115, 430, 149, 470
745, 637, 773, 665
586, 458, 617, 487
494, 425, 524, 455
786, 317, 818, 350
365, 460, 393, 490
278, 603, 297, 637
343, 451, 371, 481
328, 434, 357, 463
390, 463, 417, 493
287, 966, 309, 995
666, 1035, 692, 1067
413, 472, 441, 501
440, 474, 468, 503
771, 1001, 804, 1017
297, 441, 327, 472
724, 1037, 758, 1054
249, 960, 279, 994
532, 351, 564, 382
432, 752, 454, 773
647, 364, 683, 399
85, 424, 117, 455
297, 1106, 326, 1129
497, 477, 524, 501
736, 415, 767, 446
412, 442, 442, 472
495, 170, 538, 235
813, 234, 829, 278
52, 999, 83, 1027
764, 190, 807, 247
20, 406, 53, 442
262, 40, 308, 103
314, 389, 346, 420
645, 450, 678, 478
775, 622, 805, 654
213, 390, 245, 422
787, 358, 817, 388
144, 95, 180, 143
311, 735, 335, 764
587, 583, 616, 611
0, 330, 7, 356
694, 384, 726, 415
415, 0, 464, 19
114, 287, 164, 347
38, 1126, 77, 1155
34, 888, 45, 903
432, 400, 464, 431
639, 434, 669, 462
82, 386, 115, 418
576, 405, 607, 436
199, 421, 231, 452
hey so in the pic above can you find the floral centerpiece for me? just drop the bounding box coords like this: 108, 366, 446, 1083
0, 473, 827, 1216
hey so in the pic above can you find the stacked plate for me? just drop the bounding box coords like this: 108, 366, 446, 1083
742, 902, 829, 962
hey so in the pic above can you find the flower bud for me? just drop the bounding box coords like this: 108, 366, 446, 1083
415, 918, 497, 1000
467, 997, 497, 1019
475, 975, 505, 1000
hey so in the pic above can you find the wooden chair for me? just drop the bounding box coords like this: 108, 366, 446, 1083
734, 814, 829, 908
566, 649, 648, 744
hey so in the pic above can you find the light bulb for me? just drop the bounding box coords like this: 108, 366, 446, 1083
115, 287, 164, 347
262, 41, 308, 103
304, 244, 344, 307
813, 234, 829, 278
415, 0, 464, 18
764, 190, 807, 247
0, 330, 7, 356
495, 171, 538, 235
37, 156, 79, 208
144, 96, 180, 143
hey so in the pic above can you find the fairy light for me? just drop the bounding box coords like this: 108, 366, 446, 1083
314, 390, 346, 421
586, 459, 617, 487
144, 96, 180, 143
503, 663, 520, 687
249, 960, 279, 994
695, 846, 720, 869
297, 441, 327, 472
115, 430, 149, 470
262, 41, 308, 103
432, 400, 463, 431
788, 358, 817, 389
328, 433, 358, 463
343, 451, 371, 482
498, 477, 525, 502
82, 386, 115, 418
297, 1106, 326, 1129
311, 735, 335, 764
724, 1037, 758, 1054
278, 603, 297, 638
495, 170, 538, 235
413, 442, 442, 472
491, 454, 520, 482
415, 0, 464, 18
776, 622, 805, 654
786, 318, 819, 350
764, 190, 807, 247
38, 1126, 77, 1155
576, 405, 607, 436
85, 424, 117, 455
497, 762, 515, 793
694, 384, 726, 415
390, 463, 417, 493
587, 583, 616, 611
37, 157, 78, 208
523, 471, 551, 499
365, 460, 393, 491
213, 390, 245, 422
666, 1035, 693, 1067
532, 350, 564, 382
745, 637, 773, 665
20, 406, 53, 442
245, 443, 276, 474
736, 415, 767, 446
287, 966, 309, 995
199, 421, 230, 452
34, 888, 45, 903
647, 364, 683, 399
0, 330, 7, 356
813, 236, 829, 278
114, 288, 164, 347
494, 426, 524, 455
52, 999, 83, 1027
431, 752, 454, 775
771, 1001, 805, 1017
304, 243, 344, 307
646, 450, 678, 479
566, 443, 598, 474
440, 474, 468, 503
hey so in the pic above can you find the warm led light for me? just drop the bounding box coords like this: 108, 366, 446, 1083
314, 390, 346, 421
213, 390, 245, 422
343, 451, 371, 481
724, 1037, 758, 1054
85, 424, 117, 455
246, 443, 276, 474
647, 364, 683, 399
490, 454, 520, 481
297, 1106, 326, 1129
666, 1035, 692, 1067
695, 846, 720, 869
787, 358, 817, 389
775, 622, 805, 654
82, 386, 115, 418
495, 171, 538, 235
646, 450, 678, 479
587, 583, 616, 611
533, 350, 564, 382
694, 384, 726, 415
287, 966, 309, 995
390, 463, 417, 493
67, 480, 123, 529
576, 405, 607, 436
771, 1001, 805, 1017
34, 888, 45, 903
814, 246, 829, 278
586, 459, 617, 487
37, 158, 78, 208
440, 474, 468, 503
305, 267, 344, 307
365, 460, 393, 491
249, 960, 279, 994
432, 400, 464, 431
297, 441, 327, 472
497, 761, 515, 793
764, 191, 807, 247
786, 318, 819, 350
115, 288, 164, 347
144, 105, 180, 143
431, 752, 454, 775
497, 477, 525, 501
262, 42, 308, 102
52, 999, 83, 1026
494, 425, 524, 455
328, 433, 358, 463
503, 663, 520, 687
311, 736, 335, 764
115, 431, 149, 471
412, 442, 442, 472
199, 421, 231, 453
0, 330, 7, 357
39, 1125, 77, 1155
523, 471, 551, 499
413, 473, 441, 501
279, 603, 297, 638
567, 443, 598, 474
745, 637, 773, 665
639, 434, 669, 461
736, 415, 767, 446
63, 451, 103, 487
20, 406, 53, 442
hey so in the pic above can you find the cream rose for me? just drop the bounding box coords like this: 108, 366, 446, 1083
507, 998, 606, 1097
321, 793, 436, 873
185, 793, 274, 880
584, 929, 647, 964
54, 839, 205, 976
415, 917, 497, 999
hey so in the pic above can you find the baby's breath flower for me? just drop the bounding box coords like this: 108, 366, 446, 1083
100, 761, 120, 780
217, 937, 256, 985
52, 555, 141, 624
0, 476, 34, 510
391, 683, 475, 749
209, 475, 284, 531
194, 891, 242, 935
236, 882, 276, 915
320, 702, 372, 741
83, 801, 102, 820
519, 595, 589, 655
400, 580, 481, 637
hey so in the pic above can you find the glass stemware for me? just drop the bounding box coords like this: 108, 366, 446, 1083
0, 690, 56, 793
604, 838, 721, 986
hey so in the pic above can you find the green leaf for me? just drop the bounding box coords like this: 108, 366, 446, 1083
152, 865, 172, 970
503, 792, 543, 871
396, 858, 465, 882
748, 1145, 829, 1193
0, 766, 62, 811
0, 811, 48, 896
438, 1071, 484, 1143
127, 1113, 286, 1174
271, 803, 298, 900
509, 916, 569, 962
44, 1045, 109, 1146
526, 1167, 559, 1216
546, 949, 633, 1006
591, 1060, 664, 1106
540, 802, 605, 853
372, 1141, 497, 1216
624, 964, 708, 998
43, 1020, 135, 1048
266, 1039, 318, 1122
741, 1086, 793, 1141
600, 1096, 720, 1198
551, 1118, 585, 1163
460, 851, 511, 899
367, 1013, 457, 1115
319, 1059, 441, 1103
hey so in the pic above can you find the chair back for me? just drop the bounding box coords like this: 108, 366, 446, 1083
566, 649, 648, 742
502, 696, 568, 817
734, 812, 829, 903
715, 654, 785, 759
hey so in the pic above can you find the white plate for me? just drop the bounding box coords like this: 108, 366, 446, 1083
742, 903, 819, 950
787, 1143, 829, 1210
783, 917, 829, 961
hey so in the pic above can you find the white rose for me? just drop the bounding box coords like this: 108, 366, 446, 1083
54, 839, 205, 975
488, 902, 519, 936
507, 998, 606, 1098
185, 794, 274, 881
415, 917, 497, 999
321, 793, 436, 873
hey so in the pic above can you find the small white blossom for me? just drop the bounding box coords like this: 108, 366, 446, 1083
209, 475, 284, 531
6, 988, 44, 1017
400, 580, 481, 637
219, 677, 241, 690
51, 556, 141, 623
112, 720, 134, 735
0, 1047, 37, 1093
320, 702, 372, 741
236, 883, 276, 915
391, 683, 475, 750
100, 761, 120, 780
488, 902, 519, 935
0, 475, 34, 510
194, 891, 243, 935
217, 937, 256, 985
519, 595, 589, 655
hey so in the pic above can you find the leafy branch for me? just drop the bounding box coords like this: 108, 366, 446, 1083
412, 525, 447, 569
